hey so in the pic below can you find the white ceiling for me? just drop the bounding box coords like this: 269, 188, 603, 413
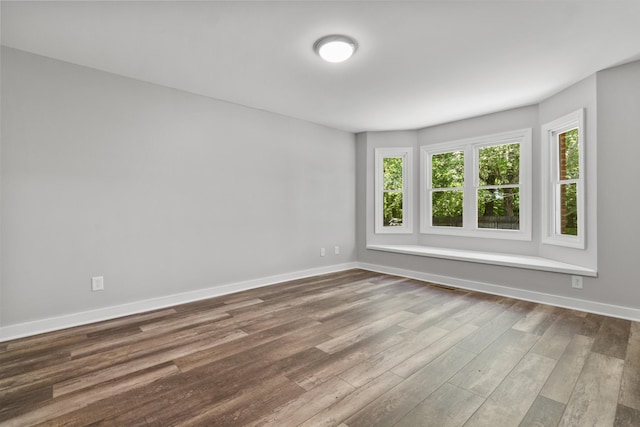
2, 1, 640, 133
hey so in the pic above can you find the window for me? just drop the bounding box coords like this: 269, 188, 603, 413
375, 147, 413, 234
421, 129, 532, 240
542, 109, 585, 248
431, 150, 464, 228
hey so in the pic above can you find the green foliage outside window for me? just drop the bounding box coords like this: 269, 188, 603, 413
431, 151, 464, 224
431, 144, 522, 229
561, 129, 579, 180
477, 143, 520, 221
560, 128, 579, 235
432, 151, 464, 188
383, 157, 404, 226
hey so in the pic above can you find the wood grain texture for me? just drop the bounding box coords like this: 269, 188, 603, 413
1, 268, 638, 426
540, 334, 594, 404
449, 329, 539, 397
619, 322, 640, 411
519, 395, 566, 427
614, 403, 640, 427
393, 382, 484, 427
463, 352, 556, 427
298, 371, 403, 427
346, 345, 477, 427
558, 352, 625, 427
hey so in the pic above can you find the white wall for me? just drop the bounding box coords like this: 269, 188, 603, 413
357, 61, 640, 315
0, 47, 356, 327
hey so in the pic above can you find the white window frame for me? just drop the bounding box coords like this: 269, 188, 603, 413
374, 147, 413, 234
541, 109, 585, 249
420, 128, 532, 240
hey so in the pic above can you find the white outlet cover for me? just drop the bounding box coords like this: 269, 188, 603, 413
92, 276, 104, 291
571, 275, 583, 289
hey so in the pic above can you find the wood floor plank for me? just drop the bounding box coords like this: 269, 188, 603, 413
338, 326, 449, 387
449, 329, 540, 398
539, 334, 594, 404
2, 363, 179, 426
316, 310, 414, 354
462, 352, 556, 427
288, 325, 413, 391
68, 324, 198, 359
245, 376, 355, 427
434, 294, 503, 331
468, 297, 516, 327
172, 375, 304, 427
307, 293, 388, 322
1, 269, 638, 427
390, 323, 478, 378
529, 311, 585, 360
456, 300, 534, 354
403, 288, 453, 314
614, 403, 640, 427
591, 317, 631, 359
104, 349, 308, 426
137, 309, 230, 333
345, 346, 476, 427
298, 371, 404, 427
519, 395, 566, 427
3, 308, 177, 353
0, 385, 53, 422
317, 294, 418, 337
174, 317, 320, 372
512, 303, 560, 336
558, 352, 625, 427
393, 382, 484, 427
398, 294, 473, 331
619, 322, 640, 410
55, 345, 324, 426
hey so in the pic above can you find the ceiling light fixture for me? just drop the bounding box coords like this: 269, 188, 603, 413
313, 35, 358, 63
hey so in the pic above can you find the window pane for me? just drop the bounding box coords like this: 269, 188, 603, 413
478, 143, 520, 186
383, 157, 403, 191
432, 190, 463, 227
383, 192, 403, 226
559, 183, 578, 236
559, 129, 579, 180
477, 188, 520, 229
432, 151, 464, 188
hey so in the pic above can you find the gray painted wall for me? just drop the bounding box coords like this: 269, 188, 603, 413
2, 46, 638, 330
1, 47, 356, 326
595, 60, 640, 306
358, 60, 639, 311
538, 75, 598, 269
417, 106, 539, 256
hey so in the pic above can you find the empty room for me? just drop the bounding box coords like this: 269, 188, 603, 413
1, 1, 640, 426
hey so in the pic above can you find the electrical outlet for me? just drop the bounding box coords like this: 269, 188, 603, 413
92, 276, 104, 291
320, 247, 326, 257
334, 245, 340, 255
571, 275, 583, 289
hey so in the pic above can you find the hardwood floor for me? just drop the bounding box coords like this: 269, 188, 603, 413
1, 269, 639, 426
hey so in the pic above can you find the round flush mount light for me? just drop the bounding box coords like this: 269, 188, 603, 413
313, 35, 358, 63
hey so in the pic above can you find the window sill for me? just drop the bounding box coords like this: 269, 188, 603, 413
366, 244, 597, 277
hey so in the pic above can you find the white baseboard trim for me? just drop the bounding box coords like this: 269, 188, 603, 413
3, 260, 637, 342
357, 262, 640, 322
0, 262, 358, 342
